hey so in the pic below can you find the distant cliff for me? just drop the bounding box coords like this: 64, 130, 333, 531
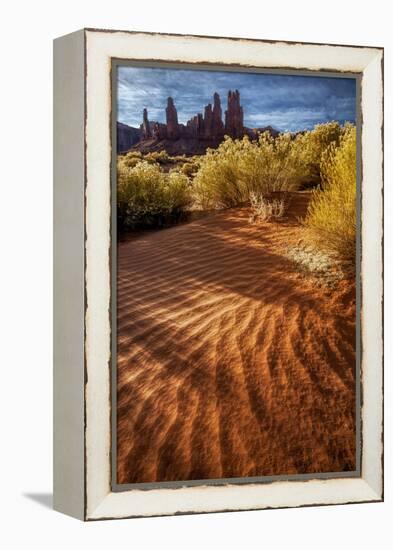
117, 122, 140, 153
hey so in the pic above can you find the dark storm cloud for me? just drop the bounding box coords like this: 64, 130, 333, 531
117, 66, 356, 132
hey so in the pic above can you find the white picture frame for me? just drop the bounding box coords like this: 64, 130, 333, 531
53, 28, 383, 521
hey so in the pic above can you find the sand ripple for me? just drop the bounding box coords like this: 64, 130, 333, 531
116, 192, 356, 484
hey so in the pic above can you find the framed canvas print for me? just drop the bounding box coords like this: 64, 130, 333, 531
53, 29, 384, 520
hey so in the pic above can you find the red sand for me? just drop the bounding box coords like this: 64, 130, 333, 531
116, 192, 356, 484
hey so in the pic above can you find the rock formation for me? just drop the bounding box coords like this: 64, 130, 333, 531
121, 90, 279, 155
153, 122, 167, 140
203, 104, 213, 139
166, 97, 179, 139
138, 90, 245, 145
225, 90, 244, 139
117, 122, 141, 153
212, 92, 224, 138
140, 108, 151, 140
188, 113, 204, 137
184, 93, 225, 140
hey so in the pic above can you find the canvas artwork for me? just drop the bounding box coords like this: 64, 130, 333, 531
113, 63, 359, 487
53, 29, 383, 520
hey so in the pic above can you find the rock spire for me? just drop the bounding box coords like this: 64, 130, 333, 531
140, 90, 244, 142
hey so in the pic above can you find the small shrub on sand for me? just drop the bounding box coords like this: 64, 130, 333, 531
248, 192, 287, 223
117, 160, 191, 229
304, 125, 356, 261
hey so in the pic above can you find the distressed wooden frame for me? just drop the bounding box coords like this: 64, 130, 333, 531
53, 28, 384, 521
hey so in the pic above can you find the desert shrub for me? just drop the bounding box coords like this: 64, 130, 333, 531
117, 160, 191, 229
145, 150, 171, 165
189, 155, 202, 164
125, 151, 142, 158
248, 192, 287, 223
193, 138, 245, 208
121, 150, 143, 168
164, 171, 192, 210
304, 125, 356, 261
248, 132, 304, 192
180, 161, 200, 177
193, 133, 304, 209
294, 122, 345, 186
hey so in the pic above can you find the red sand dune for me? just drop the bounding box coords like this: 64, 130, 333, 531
116, 192, 356, 484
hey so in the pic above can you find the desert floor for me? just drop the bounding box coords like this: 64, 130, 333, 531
116, 192, 356, 484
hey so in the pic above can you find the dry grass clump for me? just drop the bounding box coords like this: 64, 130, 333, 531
304, 125, 356, 262
248, 192, 287, 223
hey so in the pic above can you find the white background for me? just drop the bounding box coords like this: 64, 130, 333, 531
0, 0, 391, 547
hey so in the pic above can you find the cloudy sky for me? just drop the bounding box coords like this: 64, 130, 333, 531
117, 66, 356, 132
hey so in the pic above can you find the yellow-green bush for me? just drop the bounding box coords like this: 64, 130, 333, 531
180, 160, 200, 177
121, 150, 143, 168
144, 150, 171, 165
117, 160, 191, 229
192, 138, 244, 208
293, 122, 344, 186
193, 133, 304, 208
304, 125, 356, 261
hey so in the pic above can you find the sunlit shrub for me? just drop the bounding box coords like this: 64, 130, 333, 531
180, 161, 200, 177
117, 160, 191, 229
293, 122, 345, 186
248, 132, 304, 192
193, 138, 244, 208
144, 150, 171, 165
304, 125, 356, 261
193, 133, 304, 209
121, 150, 143, 168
